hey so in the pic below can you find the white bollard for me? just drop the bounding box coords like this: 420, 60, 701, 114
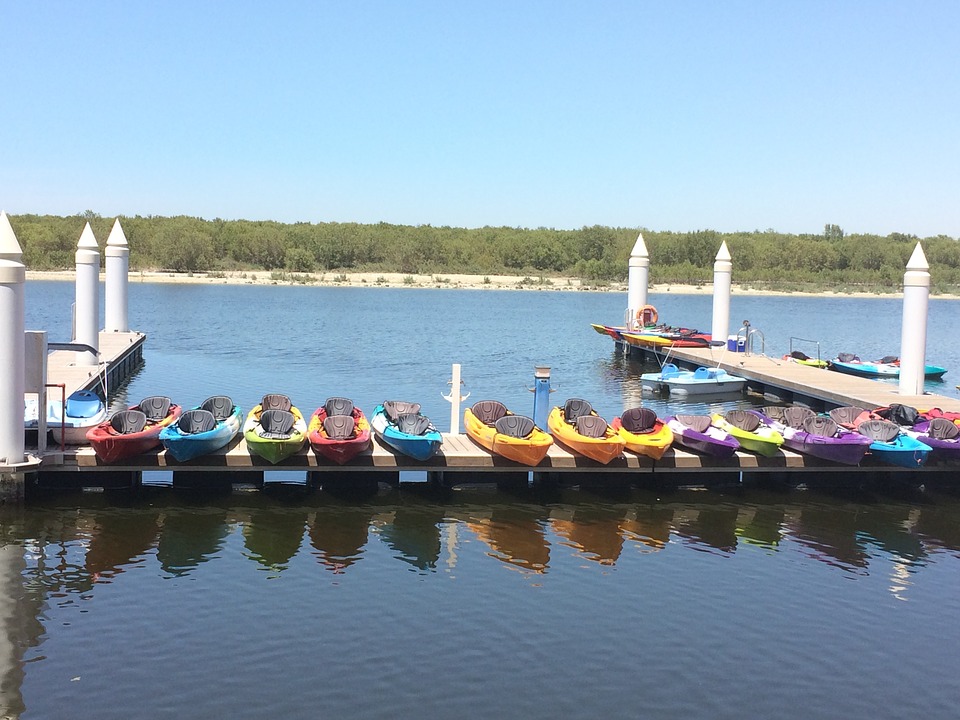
0, 211, 26, 465
104, 218, 129, 332
74, 222, 100, 366
898, 243, 930, 396
711, 241, 732, 346
626, 233, 649, 329
442, 363, 469, 434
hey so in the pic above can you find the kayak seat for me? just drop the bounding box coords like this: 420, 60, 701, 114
879, 355, 899, 364
857, 419, 901, 443
201, 396, 235, 421
676, 414, 712, 433
829, 406, 867, 428
325, 397, 354, 417
139, 396, 171, 422
261, 394, 292, 412
396, 413, 431, 436
383, 401, 421, 422
660, 363, 681, 379
837, 352, 860, 362
472, 400, 507, 425
693, 367, 711, 380
323, 415, 356, 440
725, 410, 761, 432
781, 406, 815, 429
762, 406, 786, 422
802, 416, 839, 438
259, 409, 296, 439
564, 398, 594, 423
66, 390, 102, 418
575, 415, 608, 439
620, 407, 657, 434
495, 414, 535, 439
178, 409, 217, 435
111, 409, 147, 435
928, 417, 960, 441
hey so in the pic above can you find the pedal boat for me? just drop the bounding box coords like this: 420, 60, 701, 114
464, 400, 553, 466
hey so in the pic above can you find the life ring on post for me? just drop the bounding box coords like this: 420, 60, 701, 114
635, 304, 658, 328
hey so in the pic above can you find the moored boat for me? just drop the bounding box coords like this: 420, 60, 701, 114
307, 396, 372, 465
710, 410, 784, 457
463, 400, 553, 466
546, 399, 625, 464
641, 363, 746, 397
47, 389, 108, 445
760, 406, 872, 466
370, 401, 443, 461
854, 419, 931, 468
159, 395, 243, 462
828, 354, 947, 380
87, 396, 182, 463
243, 394, 308, 464
610, 407, 673, 460
906, 417, 960, 459
664, 414, 740, 458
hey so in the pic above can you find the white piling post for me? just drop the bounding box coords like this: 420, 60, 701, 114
0, 211, 26, 465
711, 241, 732, 346
899, 243, 930, 396
441, 363, 470, 434
626, 233, 649, 329
104, 218, 129, 332
74, 222, 100, 366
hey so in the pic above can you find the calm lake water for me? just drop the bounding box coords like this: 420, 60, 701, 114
3, 281, 960, 719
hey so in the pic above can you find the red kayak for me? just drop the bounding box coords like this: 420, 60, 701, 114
307, 397, 372, 465
87, 396, 182, 464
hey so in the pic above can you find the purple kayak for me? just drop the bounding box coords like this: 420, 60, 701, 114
665, 415, 740, 458
760, 406, 872, 466
908, 417, 960, 459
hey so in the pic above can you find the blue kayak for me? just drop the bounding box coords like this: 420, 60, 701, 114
829, 358, 947, 380
370, 402, 442, 461
857, 419, 932, 468
160, 396, 243, 462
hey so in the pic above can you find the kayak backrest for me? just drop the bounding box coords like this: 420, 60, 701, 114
575, 415, 608, 439
928, 417, 960, 441
323, 415, 356, 440
802, 416, 839, 438
179, 409, 217, 435
724, 410, 761, 432
676, 414, 712, 433
495, 414, 536, 439
857, 419, 901, 442
201, 396, 235, 421
259, 409, 295, 439
564, 398, 594, 423
472, 400, 507, 425
383, 401, 421, 422
139, 396, 171, 422
790, 350, 811, 361
261, 394, 292, 412
111, 409, 147, 435
837, 352, 860, 362
879, 355, 899, 364
762, 406, 786, 422
396, 413, 431, 436
620, 407, 657, 433
325, 397, 354, 417
829, 406, 867, 428
782, 406, 816, 429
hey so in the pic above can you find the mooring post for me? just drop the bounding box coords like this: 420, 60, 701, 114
0, 211, 26, 475
626, 233, 649, 329
711, 241, 732, 347
899, 243, 930, 396
532, 366, 552, 429
442, 364, 469, 434
74, 222, 100, 366
105, 218, 129, 332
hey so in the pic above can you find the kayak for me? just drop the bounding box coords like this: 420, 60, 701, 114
243, 394, 308, 464
546, 400, 625, 464
87, 396, 182, 463
759, 406, 871, 466
829, 357, 947, 380
159, 395, 243, 462
710, 410, 784, 457
855, 419, 931, 468
307, 397, 372, 465
664, 414, 740, 458
464, 400, 553, 466
370, 401, 443, 461
610, 407, 673, 460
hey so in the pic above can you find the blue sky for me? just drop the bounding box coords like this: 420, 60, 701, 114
2, 1, 958, 236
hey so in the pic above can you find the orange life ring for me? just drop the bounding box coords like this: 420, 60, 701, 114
636, 304, 658, 327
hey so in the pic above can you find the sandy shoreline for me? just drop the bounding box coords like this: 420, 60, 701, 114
23, 269, 957, 299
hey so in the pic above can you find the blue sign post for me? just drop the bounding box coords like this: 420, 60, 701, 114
532, 366, 552, 430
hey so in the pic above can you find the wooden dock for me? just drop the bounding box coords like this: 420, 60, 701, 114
44, 330, 146, 398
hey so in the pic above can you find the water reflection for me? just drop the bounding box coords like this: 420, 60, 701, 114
551, 504, 627, 565
308, 504, 375, 573
242, 507, 308, 574
86, 509, 161, 582
157, 507, 230, 577
620, 505, 674, 552
377, 503, 444, 572
464, 505, 550, 574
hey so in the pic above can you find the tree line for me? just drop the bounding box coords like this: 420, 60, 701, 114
9, 212, 960, 293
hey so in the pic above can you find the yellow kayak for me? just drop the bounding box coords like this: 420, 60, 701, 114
611, 407, 674, 460
620, 332, 673, 348
547, 400, 625, 464
710, 410, 784, 457
464, 401, 553, 466
243, 394, 308, 464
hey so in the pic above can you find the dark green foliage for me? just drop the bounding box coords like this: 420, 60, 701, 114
7, 213, 960, 293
